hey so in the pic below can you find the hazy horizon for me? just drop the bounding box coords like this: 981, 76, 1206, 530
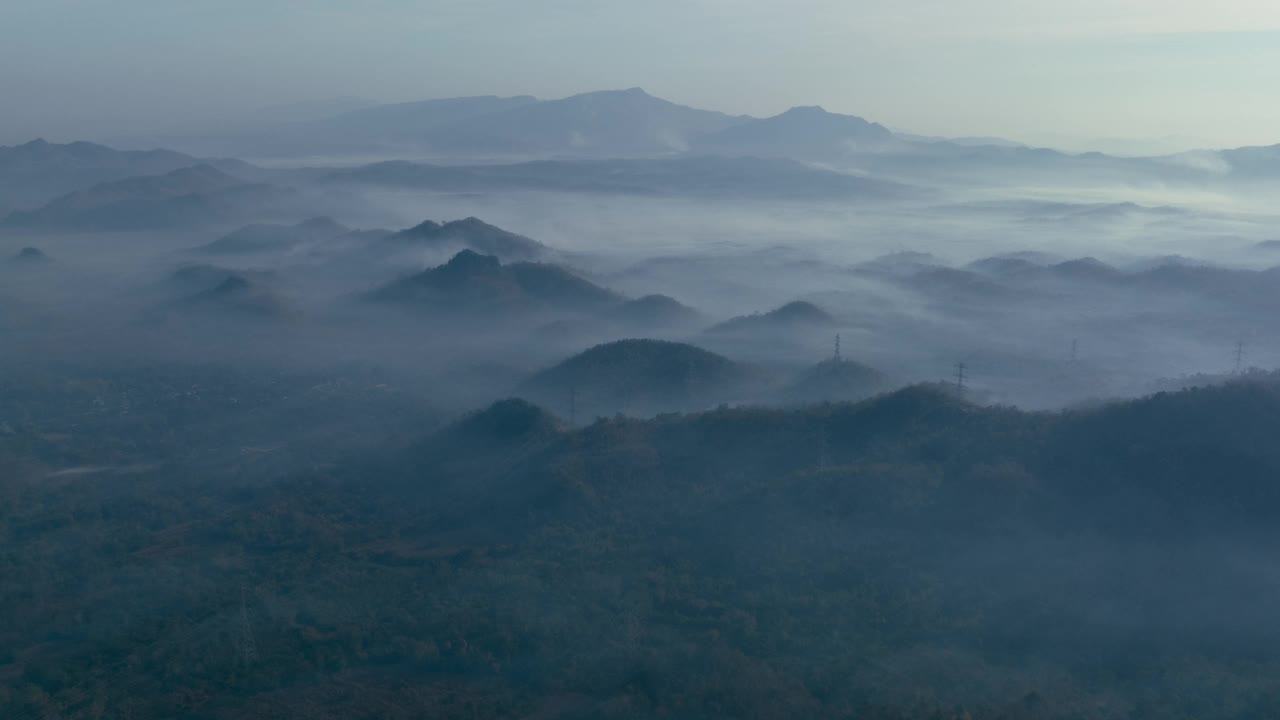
4, 0, 1280, 154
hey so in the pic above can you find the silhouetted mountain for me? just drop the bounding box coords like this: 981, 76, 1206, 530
895, 253, 1280, 314
198, 217, 349, 254
1207, 143, 1280, 179
4, 164, 293, 230
368, 249, 622, 315
693, 105, 899, 158
428, 398, 565, 455
165, 264, 277, 297
171, 273, 292, 319
966, 256, 1041, 277
1047, 257, 1125, 282
419, 88, 750, 156
385, 217, 548, 261
0, 138, 201, 209
779, 357, 893, 405
9, 246, 50, 264
518, 338, 761, 418
602, 294, 703, 330
854, 251, 944, 278
326, 155, 912, 200
708, 301, 837, 334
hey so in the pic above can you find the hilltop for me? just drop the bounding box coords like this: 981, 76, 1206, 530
518, 338, 761, 418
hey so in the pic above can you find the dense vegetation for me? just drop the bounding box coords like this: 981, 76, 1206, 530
4, 366, 1280, 719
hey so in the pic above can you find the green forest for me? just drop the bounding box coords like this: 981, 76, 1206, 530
5, 364, 1280, 719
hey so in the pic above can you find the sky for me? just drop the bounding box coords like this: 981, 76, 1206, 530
2, 0, 1280, 151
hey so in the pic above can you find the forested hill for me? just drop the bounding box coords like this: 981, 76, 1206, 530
5, 378, 1280, 718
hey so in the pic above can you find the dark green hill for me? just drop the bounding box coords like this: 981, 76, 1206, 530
708, 300, 836, 335
518, 338, 761, 419
780, 357, 894, 405
386, 217, 548, 261
602, 293, 703, 329
9, 376, 1280, 718
368, 249, 622, 316
8, 246, 50, 264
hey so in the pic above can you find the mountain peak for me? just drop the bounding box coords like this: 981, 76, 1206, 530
11, 246, 50, 263
442, 248, 503, 274
784, 105, 829, 115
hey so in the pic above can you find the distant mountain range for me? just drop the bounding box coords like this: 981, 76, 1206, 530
6, 87, 1280, 223
197, 217, 351, 255
856, 250, 1280, 312
0, 138, 261, 211
2, 164, 293, 231
417, 88, 747, 157
324, 155, 914, 200
692, 105, 900, 158
113, 87, 1280, 182
0, 139, 204, 211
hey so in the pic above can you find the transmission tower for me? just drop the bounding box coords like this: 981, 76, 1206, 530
1234, 340, 1246, 375
834, 333, 842, 362
954, 362, 967, 394
235, 584, 257, 667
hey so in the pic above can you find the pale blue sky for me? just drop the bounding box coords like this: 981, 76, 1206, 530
3, 0, 1279, 150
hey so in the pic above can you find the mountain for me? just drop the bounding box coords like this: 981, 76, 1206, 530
0, 138, 202, 210
326, 155, 914, 200
693, 105, 899, 158
165, 264, 278, 297
13, 368, 1280, 717
708, 301, 837, 335
385, 217, 548, 261
1197, 143, 1280, 179
197, 217, 349, 255
779, 357, 893, 405
417, 88, 751, 157
900, 253, 1280, 313
602, 294, 703, 330
170, 273, 292, 319
368, 249, 622, 316
8, 246, 50, 264
3, 165, 293, 230
532, 294, 705, 350
517, 338, 761, 418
